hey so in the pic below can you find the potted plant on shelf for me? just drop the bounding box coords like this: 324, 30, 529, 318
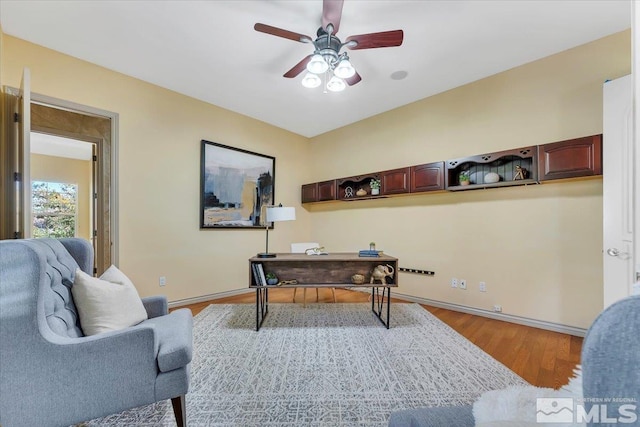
459, 171, 470, 186
265, 272, 278, 286
370, 178, 381, 195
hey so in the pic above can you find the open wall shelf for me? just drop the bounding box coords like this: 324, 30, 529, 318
445, 146, 537, 190
337, 174, 381, 200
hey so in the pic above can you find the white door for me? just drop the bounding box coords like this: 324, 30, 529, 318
603, 74, 635, 307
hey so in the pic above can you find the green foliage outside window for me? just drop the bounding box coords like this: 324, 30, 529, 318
32, 181, 78, 238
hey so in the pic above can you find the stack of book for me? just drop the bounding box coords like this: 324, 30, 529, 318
358, 250, 381, 257
252, 263, 267, 286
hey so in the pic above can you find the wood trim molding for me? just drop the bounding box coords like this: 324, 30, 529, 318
392, 292, 588, 337
168, 288, 253, 308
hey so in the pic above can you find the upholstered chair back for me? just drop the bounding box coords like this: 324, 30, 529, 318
1, 238, 93, 342
32, 239, 89, 337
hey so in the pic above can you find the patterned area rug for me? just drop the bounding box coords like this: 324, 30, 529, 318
86, 303, 526, 426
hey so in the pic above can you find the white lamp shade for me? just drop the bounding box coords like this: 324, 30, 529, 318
266, 206, 296, 222
326, 76, 346, 92
334, 59, 356, 79
307, 54, 329, 74
301, 72, 322, 88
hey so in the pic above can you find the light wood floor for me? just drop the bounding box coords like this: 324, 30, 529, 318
175, 288, 582, 389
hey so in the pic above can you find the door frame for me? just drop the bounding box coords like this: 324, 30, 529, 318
5, 86, 120, 266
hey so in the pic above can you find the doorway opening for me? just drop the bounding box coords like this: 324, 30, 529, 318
30, 102, 114, 275
2, 84, 118, 275
30, 132, 95, 244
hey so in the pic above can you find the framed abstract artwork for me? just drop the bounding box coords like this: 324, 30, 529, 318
200, 140, 275, 229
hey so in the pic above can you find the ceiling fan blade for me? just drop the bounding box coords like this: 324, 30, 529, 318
283, 55, 313, 78
345, 72, 362, 86
254, 23, 312, 43
322, 0, 344, 34
345, 30, 404, 50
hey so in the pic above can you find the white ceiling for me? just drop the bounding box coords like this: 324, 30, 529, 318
0, 0, 631, 138
31, 132, 93, 161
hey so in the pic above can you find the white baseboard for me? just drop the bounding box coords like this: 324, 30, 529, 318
168, 288, 253, 308
170, 287, 587, 337
391, 291, 587, 337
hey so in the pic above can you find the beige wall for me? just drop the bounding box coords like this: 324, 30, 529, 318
308, 30, 631, 329
1, 29, 631, 329
30, 153, 92, 240
2, 35, 312, 301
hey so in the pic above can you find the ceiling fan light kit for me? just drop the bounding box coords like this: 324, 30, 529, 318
301, 72, 322, 88
327, 75, 346, 92
307, 53, 330, 74
254, 0, 403, 94
334, 58, 356, 79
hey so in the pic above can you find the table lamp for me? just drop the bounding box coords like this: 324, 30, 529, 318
257, 204, 296, 258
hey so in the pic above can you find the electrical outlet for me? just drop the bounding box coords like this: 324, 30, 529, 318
493, 304, 502, 312
159, 276, 166, 287
459, 279, 467, 290
451, 278, 458, 288
479, 281, 486, 292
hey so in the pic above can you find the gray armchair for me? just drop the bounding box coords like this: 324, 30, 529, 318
388, 294, 640, 426
0, 238, 193, 427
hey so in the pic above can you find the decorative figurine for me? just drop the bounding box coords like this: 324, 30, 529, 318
370, 264, 395, 285
345, 186, 354, 198
356, 188, 367, 197
484, 172, 500, 184
305, 246, 328, 255
513, 165, 527, 180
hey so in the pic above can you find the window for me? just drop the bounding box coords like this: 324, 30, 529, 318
32, 181, 78, 238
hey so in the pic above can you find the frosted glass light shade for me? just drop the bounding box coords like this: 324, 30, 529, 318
334, 59, 356, 79
307, 54, 329, 74
266, 206, 296, 222
326, 76, 346, 92
301, 72, 322, 88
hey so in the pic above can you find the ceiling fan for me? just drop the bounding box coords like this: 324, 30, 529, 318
254, 0, 404, 92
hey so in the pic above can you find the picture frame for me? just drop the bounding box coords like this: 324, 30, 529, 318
200, 140, 275, 229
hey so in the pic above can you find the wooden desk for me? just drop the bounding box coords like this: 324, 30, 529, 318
249, 253, 398, 331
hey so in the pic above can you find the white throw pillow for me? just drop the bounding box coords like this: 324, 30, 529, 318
72, 265, 148, 335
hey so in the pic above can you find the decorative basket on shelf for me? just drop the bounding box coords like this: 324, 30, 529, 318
351, 274, 365, 285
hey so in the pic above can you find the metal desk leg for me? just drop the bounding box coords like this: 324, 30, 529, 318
256, 286, 269, 331
371, 287, 391, 329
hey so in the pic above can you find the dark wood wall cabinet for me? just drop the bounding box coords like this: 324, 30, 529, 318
381, 167, 411, 195
301, 180, 336, 203
538, 135, 602, 181
411, 162, 445, 193
301, 134, 602, 204
317, 180, 337, 201
301, 183, 317, 203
